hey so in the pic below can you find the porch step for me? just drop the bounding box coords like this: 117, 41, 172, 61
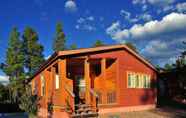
70, 104, 98, 118
71, 112, 98, 118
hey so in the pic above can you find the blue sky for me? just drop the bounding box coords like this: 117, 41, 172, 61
0, 0, 186, 76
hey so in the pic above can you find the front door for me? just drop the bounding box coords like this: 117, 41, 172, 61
74, 75, 86, 104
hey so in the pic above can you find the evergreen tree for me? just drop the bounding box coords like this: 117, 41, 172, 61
53, 22, 66, 51
70, 44, 77, 50
1, 27, 24, 103
19, 85, 39, 118
22, 27, 44, 76
93, 40, 104, 47
125, 42, 138, 53
2, 27, 24, 80
164, 63, 174, 70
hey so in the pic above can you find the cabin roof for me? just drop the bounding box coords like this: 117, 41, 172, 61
28, 44, 158, 82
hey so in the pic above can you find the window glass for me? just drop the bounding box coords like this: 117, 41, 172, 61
127, 72, 151, 89
148, 75, 151, 88
139, 74, 143, 88
54, 64, 60, 89
55, 74, 59, 89
131, 73, 136, 88
41, 75, 45, 96
128, 73, 132, 88
136, 74, 139, 88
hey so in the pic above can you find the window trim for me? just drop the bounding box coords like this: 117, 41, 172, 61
127, 71, 151, 89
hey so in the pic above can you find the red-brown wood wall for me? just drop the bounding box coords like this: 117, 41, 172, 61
31, 48, 157, 112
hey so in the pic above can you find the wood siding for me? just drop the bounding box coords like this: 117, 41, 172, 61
31, 48, 157, 113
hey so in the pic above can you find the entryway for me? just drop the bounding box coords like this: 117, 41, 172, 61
74, 75, 86, 105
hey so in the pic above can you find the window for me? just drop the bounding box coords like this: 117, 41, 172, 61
128, 72, 136, 88
128, 73, 132, 88
41, 75, 45, 96
143, 75, 147, 88
139, 74, 144, 88
107, 91, 116, 104
55, 74, 59, 89
54, 64, 60, 89
147, 75, 151, 88
143, 75, 151, 88
127, 72, 151, 89
136, 75, 139, 88
97, 91, 102, 104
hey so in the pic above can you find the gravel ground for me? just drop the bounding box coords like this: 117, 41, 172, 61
100, 107, 186, 118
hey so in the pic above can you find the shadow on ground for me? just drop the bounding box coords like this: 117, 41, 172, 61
0, 113, 27, 118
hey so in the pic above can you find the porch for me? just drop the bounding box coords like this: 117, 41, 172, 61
51, 56, 118, 117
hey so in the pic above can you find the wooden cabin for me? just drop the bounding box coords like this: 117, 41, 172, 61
29, 44, 158, 118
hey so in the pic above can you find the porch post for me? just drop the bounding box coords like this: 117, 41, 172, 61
58, 59, 67, 106
101, 58, 107, 104
59, 59, 75, 111
85, 57, 91, 104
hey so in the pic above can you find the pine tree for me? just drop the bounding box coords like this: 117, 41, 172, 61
70, 44, 77, 50
1, 27, 25, 103
93, 40, 104, 47
125, 42, 138, 53
2, 27, 24, 80
22, 27, 44, 76
53, 22, 66, 51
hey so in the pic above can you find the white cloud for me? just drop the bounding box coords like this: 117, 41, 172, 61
107, 12, 186, 40
87, 16, 94, 21
75, 24, 80, 29
142, 4, 148, 11
45, 55, 51, 60
106, 12, 186, 65
147, 0, 174, 6
163, 5, 174, 12
65, 0, 77, 12
139, 13, 152, 21
120, 10, 139, 23
132, 0, 146, 5
0, 75, 9, 85
132, 0, 175, 14
120, 10, 131, 20
132, 0, 175, 6
106, 21, 121, 34
77, 17, 85, 24
84, 25, 96, 31
76, 16, 97, 31
176, 2, 186, 13
142, 40, 169, 57
120, 10, 152, 23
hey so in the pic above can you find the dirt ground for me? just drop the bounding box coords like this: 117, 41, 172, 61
100, 107, 186, 118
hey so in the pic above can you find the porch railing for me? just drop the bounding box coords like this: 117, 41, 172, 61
64, 84, 75, 113
89, 88, 99, 112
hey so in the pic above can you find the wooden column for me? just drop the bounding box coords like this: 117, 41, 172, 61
59, 59, 74, 111
101, 58, 107, 104
58, 59, 67, 106
51, 67, 55, 103
85, 57, 91, 104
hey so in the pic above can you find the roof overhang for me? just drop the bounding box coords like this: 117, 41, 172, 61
27, 44, 158, 82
